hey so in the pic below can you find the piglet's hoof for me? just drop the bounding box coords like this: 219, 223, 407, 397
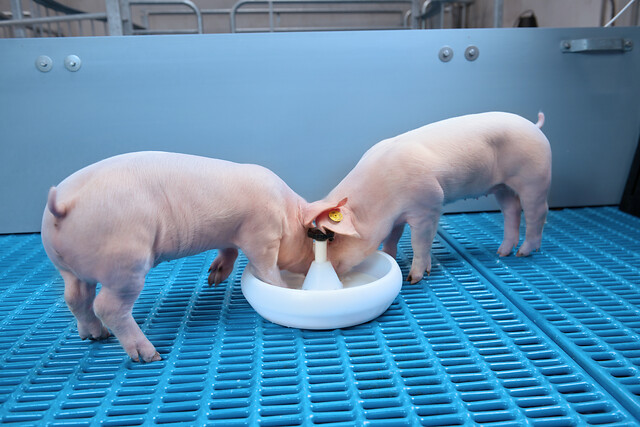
407, 274, 421, 284
147, 351, 162, 363
208, 256, 236, 286
407, 267, 430, 284
79, 324, 111, 341
131, 351, 162, 363
208, 266, 232, 286
86, 332, 111, 342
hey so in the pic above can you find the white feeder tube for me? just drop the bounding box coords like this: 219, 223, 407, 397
302, 239, 343, 291
314, 240, 328, 263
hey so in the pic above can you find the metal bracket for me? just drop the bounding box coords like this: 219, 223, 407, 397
561, 38, 633, 53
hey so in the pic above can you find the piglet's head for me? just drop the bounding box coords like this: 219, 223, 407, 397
304, 197, 372, 275
303, 197, 360, 238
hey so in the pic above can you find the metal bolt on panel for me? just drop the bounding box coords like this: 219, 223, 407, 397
64, 55, 82, 72
35, 55, 53, 72
439, 46, 453, 62
465, 45, 479, 61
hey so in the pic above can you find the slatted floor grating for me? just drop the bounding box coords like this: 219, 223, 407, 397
0, 207, 639, 426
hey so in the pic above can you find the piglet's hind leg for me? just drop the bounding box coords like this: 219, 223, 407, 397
493, 185, 522, 257
517, 194, 548, 257
62, 270, 110, 341
93, 267, 160, 363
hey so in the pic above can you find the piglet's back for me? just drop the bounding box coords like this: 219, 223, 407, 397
44, 152, 288, 263
53, 151, 276, 215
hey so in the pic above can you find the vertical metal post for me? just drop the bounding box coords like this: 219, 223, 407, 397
142, 10, 149, 30
118, 0, 134, 35
269, 0, 274, 31
461, 4, 467, 28
42, 6, 50, 36
410, 0, 421, 29
28, 2, 38, 37
601, 0, 613, 26
105, 0, 125, 35
55, 9, 61, 36
493, 0, 503, 27
10, 0, 26, 37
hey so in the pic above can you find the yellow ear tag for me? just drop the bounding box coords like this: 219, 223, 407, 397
328, 209, 343, 223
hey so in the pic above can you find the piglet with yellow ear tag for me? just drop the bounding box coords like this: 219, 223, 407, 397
305, 112, 551, 284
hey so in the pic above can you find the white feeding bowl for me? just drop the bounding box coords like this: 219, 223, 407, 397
241, 251, 403, 330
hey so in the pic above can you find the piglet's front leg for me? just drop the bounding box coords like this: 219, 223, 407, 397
406, 207, 441, 284
382, 224, 405, 259
243, 239, 288, 288
208, 248, 239, 286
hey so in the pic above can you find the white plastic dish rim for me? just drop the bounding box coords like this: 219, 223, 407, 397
241, 251, 403, 330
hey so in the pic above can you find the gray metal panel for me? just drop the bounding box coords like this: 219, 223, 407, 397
1, 28, 639, 233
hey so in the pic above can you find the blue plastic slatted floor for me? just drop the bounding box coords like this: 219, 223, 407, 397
0, 207, 639, 426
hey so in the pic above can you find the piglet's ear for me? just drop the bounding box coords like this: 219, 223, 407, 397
335, 197, 348, 208
303, 199, 340, 228
302, 198, 349, 227
315, 199, 360, 238
302, 198, 358, 237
